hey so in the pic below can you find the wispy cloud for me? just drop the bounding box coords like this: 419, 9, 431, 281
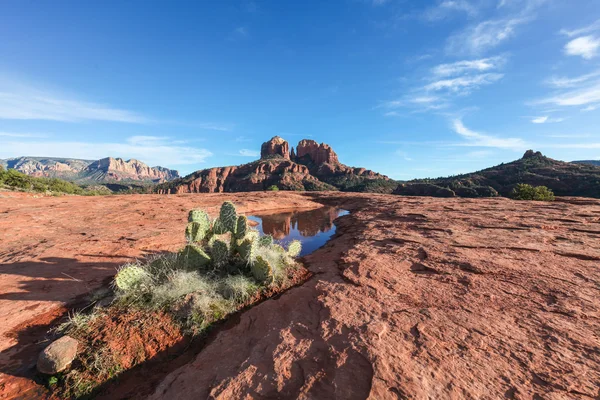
446, 0, 547, 55
0, 131, 49, 138
425, 73, 504, 93
431, 55, 507, 77
545, 70, 600, 88
530, 116, 565, 124
560, 19, 600, 38
0, 79, 148, 123
564, 36, 600, 59
0, 136, 212, 167
452, 119, 528, 149
423, 0, 479, 21
238, 149, 259, 157
446, 17, 528, 55
535, 81, 600, 108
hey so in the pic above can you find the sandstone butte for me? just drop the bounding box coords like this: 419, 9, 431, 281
0, 191, 599, 399
156, 136, 387, 194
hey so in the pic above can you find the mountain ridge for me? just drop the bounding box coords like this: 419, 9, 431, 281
0, 156, 179, 184
395, 150, 600, 198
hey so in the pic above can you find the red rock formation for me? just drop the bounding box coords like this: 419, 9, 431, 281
84, 157, 178, 182
157, 136, 389, 194
260, 136, 290, 160
295, 139, 339, 165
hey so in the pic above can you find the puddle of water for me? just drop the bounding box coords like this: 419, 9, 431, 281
248, 207, 349, 256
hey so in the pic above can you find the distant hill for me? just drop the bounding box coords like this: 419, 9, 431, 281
572, 160, 600, 167
156, 136, 391, 193
395, 150, 600, 199
0, 156, 179, 184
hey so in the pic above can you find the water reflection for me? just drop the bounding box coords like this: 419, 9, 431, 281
248, 207, 349, 256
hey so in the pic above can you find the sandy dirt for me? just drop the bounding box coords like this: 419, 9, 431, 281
1, 192, 600, 399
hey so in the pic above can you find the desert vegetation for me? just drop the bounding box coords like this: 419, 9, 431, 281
510, 183, 555, 201
46, 201, 306, 398
0, 167, 110, 196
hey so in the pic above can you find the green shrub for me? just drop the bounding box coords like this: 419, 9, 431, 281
267, 185, 279, 191
511, 184, 555, 201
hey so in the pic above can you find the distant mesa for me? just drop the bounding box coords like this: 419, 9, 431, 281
156, 136, 389, 194
0, 156, 179, 184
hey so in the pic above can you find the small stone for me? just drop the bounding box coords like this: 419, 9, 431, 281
37, 335, 79, 375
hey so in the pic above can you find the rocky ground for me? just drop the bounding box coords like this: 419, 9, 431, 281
1, 192, 599, 399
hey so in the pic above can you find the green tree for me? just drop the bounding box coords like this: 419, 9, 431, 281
511, 184, 555, 201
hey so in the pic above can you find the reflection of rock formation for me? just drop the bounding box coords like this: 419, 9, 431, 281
293, 207, 337, 237
259, 207, 339, 238
261, 213, 292, 239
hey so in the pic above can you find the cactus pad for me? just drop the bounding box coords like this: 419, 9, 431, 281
219, 201, 237, 233
251, 256, 274, 283
211, 239, 229, 268
185, 221, 208, 242
287, 240, 302, 257
114, 265, 149, 291
235, 215, 248, 239
181, 244, 211, 270
238, 238, 256, 264
258, 234, 274, 247
188, 209, 210, 225
212, 218, 228, 235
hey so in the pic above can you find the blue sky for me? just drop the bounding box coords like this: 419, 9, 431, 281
1, 0, 600, 179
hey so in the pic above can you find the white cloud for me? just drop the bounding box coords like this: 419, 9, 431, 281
560, 19, 600, 38
545, 70, 600, 88
425, 73, 504, 92
446, 17, 528, 55
238, 149, 259, 157
431, 56, 507, 77
0, 137, 212, 167
452, 119, 528, 149
0, 131, 49, 138
0, 80, 148, 123
423, 0, 479, 21
564, 36, 600, 59
531, 116, 564, 124
582, 104, 599, 112
536, 82, 600, 107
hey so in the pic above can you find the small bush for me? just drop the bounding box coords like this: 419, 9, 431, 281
511, 184, 555, 201
267, 185, 279, 191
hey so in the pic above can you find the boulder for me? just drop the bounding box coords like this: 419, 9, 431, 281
37, 335, 79, 375
260, 137, 290, 160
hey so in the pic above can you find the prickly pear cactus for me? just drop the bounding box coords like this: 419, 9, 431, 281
245, 230, 259, 243
258, 234, 273, 247
219, 201, 238, 233
237, 238, 256, 264
114, 265, 149, 291
287, 240, 302, 257
235, 215, 248, 239
212, 218, 228, 235
251, 256, 274, 283
211, 239, 230, 268
181, 244, 211, 270
188, 209, 210, 225
185, 222, 207, 242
